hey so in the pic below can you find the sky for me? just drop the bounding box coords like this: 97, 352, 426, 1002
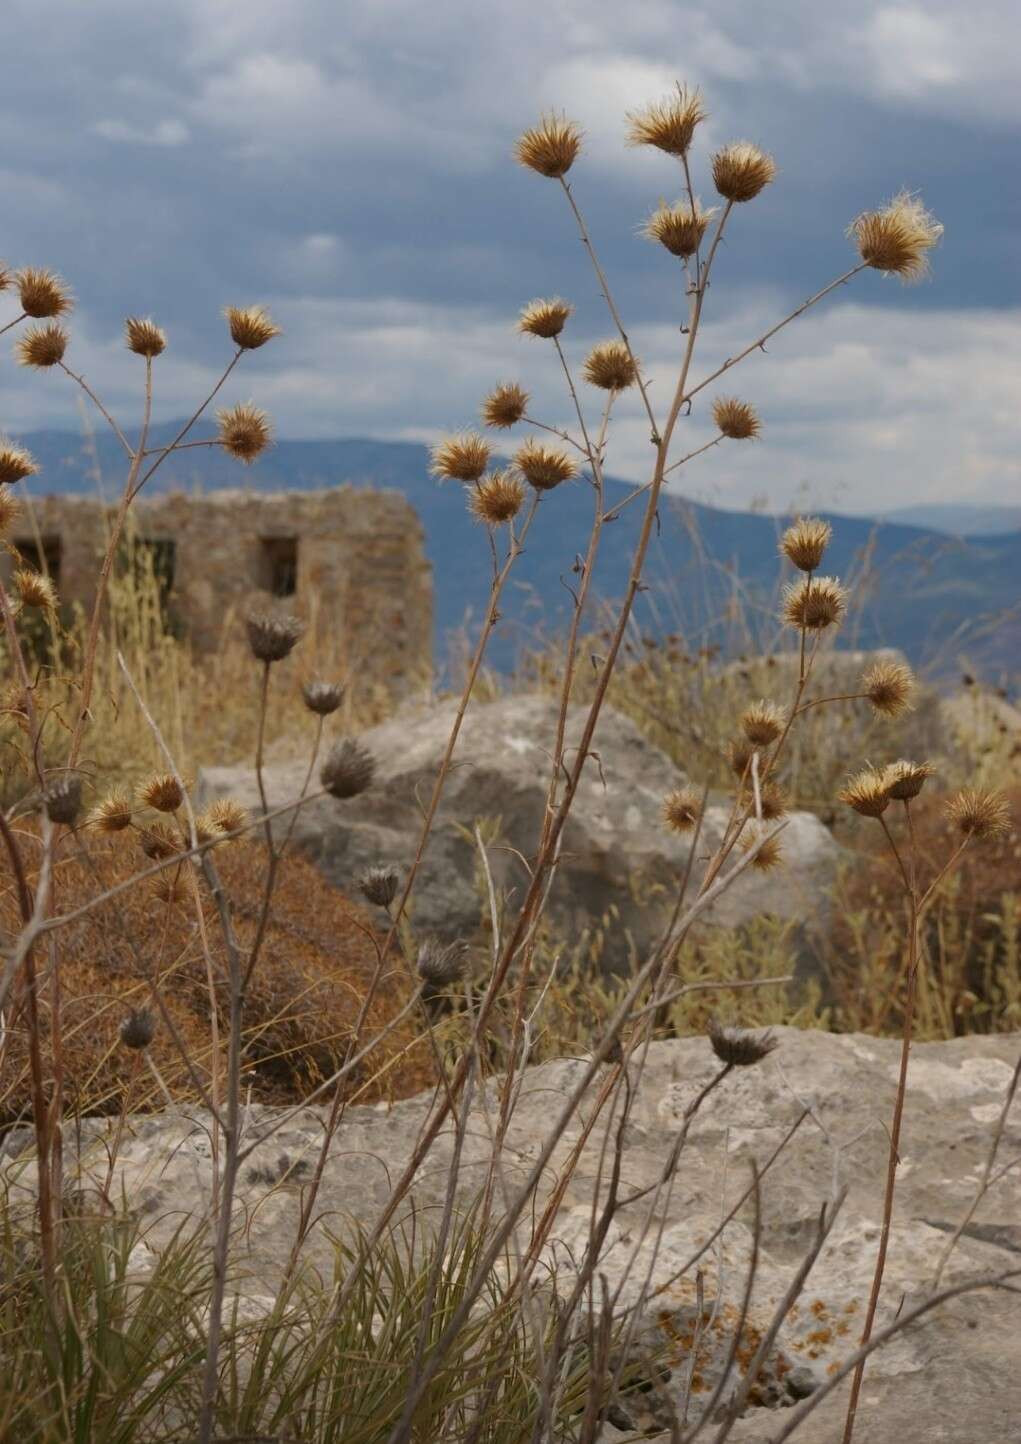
1, 0, 1019, 514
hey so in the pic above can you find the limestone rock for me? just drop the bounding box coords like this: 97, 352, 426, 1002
199, 694, 840, 970
24, 1028, 1021, 1441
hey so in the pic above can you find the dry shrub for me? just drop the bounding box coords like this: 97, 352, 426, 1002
824, 788, 1021, 1036
0, 832, 433, 1124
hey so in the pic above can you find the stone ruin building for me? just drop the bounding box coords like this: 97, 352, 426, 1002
2, 487, 433, 699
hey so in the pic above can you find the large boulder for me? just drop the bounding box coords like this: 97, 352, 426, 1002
22, 1028, 1021, 1440
199, 694, 840, 970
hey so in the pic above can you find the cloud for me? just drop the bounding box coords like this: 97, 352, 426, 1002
93, 118, 190, 146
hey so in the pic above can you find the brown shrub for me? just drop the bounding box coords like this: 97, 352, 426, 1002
0, 831, 434, 1123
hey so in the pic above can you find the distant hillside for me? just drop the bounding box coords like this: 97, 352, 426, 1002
871, 503, 1021, 538
12, 423, 1020, 682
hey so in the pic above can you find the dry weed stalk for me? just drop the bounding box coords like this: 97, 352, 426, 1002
3, 75, 1011, 1444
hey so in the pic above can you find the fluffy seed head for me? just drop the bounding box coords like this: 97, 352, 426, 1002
780, 517, 832, 573
518, 298, 573, 339
944, 788, 1012, 842
0, 439, 39, 485
43, 775, 82, 826
358, 864, 401, 909
246, 613, 305, 663
321, 739, 375, 799
88, 790, 133, 833
708, 1017, 779, 1068
850, 192, 942, 281
514, 438, 579, 493
14, 567, 57, 610
217, 402, 272, 464
17, 322, 69, 368
120, 1008, 155, 1050
626, 86, 706, 157
225, 305, 280, 350
741, 700, 784, 747
469, 470, 526, 525
481, 382, 529, 429
759, 782, 788, 821
138, 773, 184, 814
712, 396, 761, 440
515, 114, 582, 178
417, 937, 469, 986
15, 267, 73, 318
202, 798, 248, 838
125, 316, 166, 357
0, 486, 21, 534
582, 340, 637, 392
430, 432, 490, 482
711, 142, 777, 203
838, 766, 892, 818
782, 576, 848, 631
740, 823, 784, 871
662, 787, 701, 833
863, 659, 915, 717
643, 200, 715, 259
884, 759, 935, 801
139, 823, 181, 860
302, 679, 345, 715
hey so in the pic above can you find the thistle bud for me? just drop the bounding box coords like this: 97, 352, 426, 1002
782, 576, 848, 631
302, 679, 345, 715
125, 317, 167, 358
514, 439, 578, 492
358, 864, 400, 909
430, 433, 490, 483
582, 341, 637, 392
138, 773, 185, 814
863, 660, 915, 718
321, 739, 375, 799
481, 382, 529, 429
0, 439, 39, 485
246, 613, 305, 663
662, 787, 701, 833
15, 267, 73, 319
838, 767, 892, 819
14, 567, 57, 610
224, 305, 280, 350
217, 403, 272, 464
417, 938, 469, 987
944, 788, 1012, 841
88, 790, 133, 832
515, 114, 582, 178
643, 200, 715, 259
626, 86, 706, 157
43, 775, 82, 826
119, 1008, 155, 1051
711, 397, 761, 440
468, 470, 526, 525
741, 701, 784, 747
711, 142, 777, 203
16, 323, 69, 369
518, 298, 573, 340
708, 1017, 778, 1067
849, 192, 942, 282
779, 518, 831, 573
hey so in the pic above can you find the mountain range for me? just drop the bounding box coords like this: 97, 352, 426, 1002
11, 422, 1020, 683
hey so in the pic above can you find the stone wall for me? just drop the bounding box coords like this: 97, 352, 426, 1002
2, 487, 433, 696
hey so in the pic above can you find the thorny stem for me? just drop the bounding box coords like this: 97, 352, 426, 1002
58, 361, 134, 457
132, 349, 242, 497
0, 311, 27, 336
602, 433, 724, 523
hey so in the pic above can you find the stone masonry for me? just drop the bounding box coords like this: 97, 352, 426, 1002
3, 487, 433, 696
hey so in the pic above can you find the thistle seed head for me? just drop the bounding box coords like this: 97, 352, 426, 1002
582, 340, 638, 392
43, 775, 82, 826
417, 937, 469, 986
119, 1008, 155, 1051
0, 439, 39, 485
850, 191, 942, 282
727, 739, 754, 779
125, 316, 166, 358
515, 114, 582, 178
469, 470, 526, 525
138, 773, 184, 814
16, 322, 69, 368
357, 864, 401, 909
15, 267, 73, 319
883, 759, 935, 801
662, 787, 701, 833
225, 305, 280, 350
0, 486, 21, 534
152, 874, 187, 905
863, 659, 915, 717
88, 790, 133, 833
711, 396, 761, 440
779, 517, 832, 573
201, 798, 248, 838
711, 142, 777, 203
741, 700, 784, 747
626, 86, 706, 157
944, 788, 1012, 842
14, 567, 57, 610
481, 381, 529, 429
708, 1017, 778, 1067
321, 738, 375, 799
838, 766, 892, 818
518, 298, 573, 339
430, 432, 490, 482
514, 438, 579, 492
782, 575, 848, 631
139, 823, 181, 860
739, 823, 784, 871
759, 782, 788, 821
302, 679, 345, 715
246, 613, 305, 663
642, 200, 715, 259
217, 402, 272, 464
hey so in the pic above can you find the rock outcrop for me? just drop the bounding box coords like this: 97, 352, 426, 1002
199, 694, 841, 971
